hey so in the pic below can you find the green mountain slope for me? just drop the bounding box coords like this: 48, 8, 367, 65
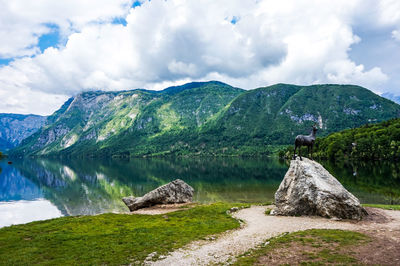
11, 81, 243, 157
10, 82, 400, 157
205, 84, 400, 145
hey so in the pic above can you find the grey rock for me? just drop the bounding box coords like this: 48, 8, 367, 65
229, 207, 239, 212
122, 179, 194, 211
274, 158, 368, 220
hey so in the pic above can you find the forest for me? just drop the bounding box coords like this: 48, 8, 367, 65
279, 118, 400, 161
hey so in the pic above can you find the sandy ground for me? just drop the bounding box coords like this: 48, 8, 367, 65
146, 205, 400, 266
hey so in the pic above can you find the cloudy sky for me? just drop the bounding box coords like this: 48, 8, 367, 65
1, 0, 400, 115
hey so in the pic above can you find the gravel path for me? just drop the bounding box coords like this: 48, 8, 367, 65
151, 205, 400, 265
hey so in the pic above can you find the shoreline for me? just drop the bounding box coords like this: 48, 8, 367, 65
1, 202, 399, 229
0, 202, 399, 265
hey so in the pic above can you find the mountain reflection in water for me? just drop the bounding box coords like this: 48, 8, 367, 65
0, 157, 399, 227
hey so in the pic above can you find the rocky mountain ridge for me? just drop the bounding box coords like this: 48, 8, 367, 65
9, 81, 400, 157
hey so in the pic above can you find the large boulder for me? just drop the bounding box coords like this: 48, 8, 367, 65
122, 179, 194, 211
274, 158, 368, 220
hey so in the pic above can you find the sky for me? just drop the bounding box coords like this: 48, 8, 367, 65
0, 0, 400, 115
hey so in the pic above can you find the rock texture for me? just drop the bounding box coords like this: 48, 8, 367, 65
122, 179, 194, 211
0, 113, 47, 151
274, 158, 368, 220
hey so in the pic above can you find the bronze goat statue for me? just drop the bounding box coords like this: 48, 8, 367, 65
293, 125, 318, 160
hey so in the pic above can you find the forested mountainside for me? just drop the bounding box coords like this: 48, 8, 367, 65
0, 114, 47, 151
199, 84, 400, 148
11, 81, 242, 156
315, 118, 400, 161
10, 82, 400, 157
279, 118, 400, 161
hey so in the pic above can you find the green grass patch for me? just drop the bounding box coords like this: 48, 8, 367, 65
234, 229, 370, 266
363, 204, 400, 210
0, 202, 248, 265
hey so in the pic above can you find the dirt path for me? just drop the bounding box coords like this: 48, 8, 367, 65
151, 205, 400, 266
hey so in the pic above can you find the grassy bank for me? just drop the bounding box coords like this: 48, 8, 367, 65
363, 204, 400, 210
234, 229, 370, 265
0, 203, 247, 265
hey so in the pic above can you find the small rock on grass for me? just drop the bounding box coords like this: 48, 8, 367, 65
230, 207, 239, 212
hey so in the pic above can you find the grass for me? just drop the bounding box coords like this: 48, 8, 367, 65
363, 204, 400, 210
234, 229, 370, 265
0, 202, 248, 265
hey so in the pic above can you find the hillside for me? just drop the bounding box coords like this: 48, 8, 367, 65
198, 84, 400, 150
9, 82, 400, 157
314, 118, 400, 161
11, 81, 243, 157
0, 113, 47, 151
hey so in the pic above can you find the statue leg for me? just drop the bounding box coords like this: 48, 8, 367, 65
299, 146, 302, 161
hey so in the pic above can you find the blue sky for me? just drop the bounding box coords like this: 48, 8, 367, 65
0, 0, 399, 115
37, 24, 61, 53
0, 58, 12, 65
33, 0, 142, 50
0, 25, 62, 66
350, 26, 400, 92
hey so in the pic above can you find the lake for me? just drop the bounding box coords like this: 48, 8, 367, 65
1, 157, 399, 227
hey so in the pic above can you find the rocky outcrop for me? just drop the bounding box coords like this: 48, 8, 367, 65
274, 158, 367, 220
122, 179, 194, 211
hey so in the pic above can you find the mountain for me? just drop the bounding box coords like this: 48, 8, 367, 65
0, 114, 47, 151
199, 84, 400, 148
382, 92, 400, 104
11, 81, 243, 157
9, 82, 400, 157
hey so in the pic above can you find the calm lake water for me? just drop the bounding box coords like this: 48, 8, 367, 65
0, 157, 399, 227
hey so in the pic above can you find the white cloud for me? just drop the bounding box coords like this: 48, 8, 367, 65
1, 0, 400, 115
0, 0, 132, 58
393, 30, 400, 42
0, 84, 68, 115
377, 0, 400, 26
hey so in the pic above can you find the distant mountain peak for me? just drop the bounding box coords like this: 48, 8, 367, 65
162, 80, 237, 95
0, 114, 47, 151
